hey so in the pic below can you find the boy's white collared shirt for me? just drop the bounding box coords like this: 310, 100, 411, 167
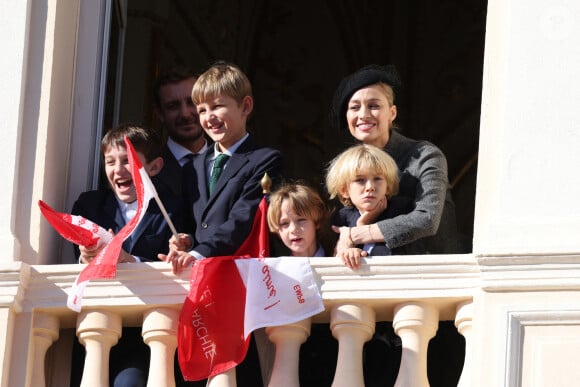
116, 198, 138, 224
206, 133, 249, 178
113, 198, 141, 262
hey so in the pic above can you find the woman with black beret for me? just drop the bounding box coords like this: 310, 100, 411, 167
330, 64, 460, 256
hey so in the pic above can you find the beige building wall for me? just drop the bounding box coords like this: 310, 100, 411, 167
0, 1, 81, 266
0, 1, 27, 264
472, 1, 580, 385
474, 0, 580, 255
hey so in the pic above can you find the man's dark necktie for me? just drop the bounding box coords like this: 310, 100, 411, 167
209, 154, 229, 195
182, 154, 195, 206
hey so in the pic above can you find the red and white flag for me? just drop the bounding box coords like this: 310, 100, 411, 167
40, 136, 157, 312
177, 196, 270, 381
66, 136, 157, 311
177, 196, 324, 381
38, 200, 112, 248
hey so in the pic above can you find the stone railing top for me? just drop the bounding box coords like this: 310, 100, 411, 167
477, 253, 580, 291
4, 254, 480, 327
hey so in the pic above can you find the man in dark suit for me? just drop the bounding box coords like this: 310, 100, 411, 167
152, 67, 209, 227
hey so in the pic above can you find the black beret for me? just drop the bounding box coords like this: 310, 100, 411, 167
330, 64, 402, 131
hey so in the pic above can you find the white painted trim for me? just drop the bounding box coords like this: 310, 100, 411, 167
66, 0, 112, 211
506, 309, 580, 386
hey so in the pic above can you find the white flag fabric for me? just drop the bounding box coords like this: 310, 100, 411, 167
235, 257, 324, 338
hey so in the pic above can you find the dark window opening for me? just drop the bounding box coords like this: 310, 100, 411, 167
103, 0, 486, 254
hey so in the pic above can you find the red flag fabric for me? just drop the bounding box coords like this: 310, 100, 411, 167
178, 196, 269, 381
63, 136, 156, 312
235, 195, 270, 259
38, 200, 111, 247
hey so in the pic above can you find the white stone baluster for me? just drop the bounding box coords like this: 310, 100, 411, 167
330, 303, 375, 387
77, 309, 122, 387
207, 367, 237, 387
266, 318, 311, 387
393, 302, 438, 387
455, 301, 473, 387
30, 312, 59, 387
143, 307, 179, 387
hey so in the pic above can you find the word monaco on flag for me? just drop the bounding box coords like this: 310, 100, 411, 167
39, 136, 163, 312
178, 195, 324, 381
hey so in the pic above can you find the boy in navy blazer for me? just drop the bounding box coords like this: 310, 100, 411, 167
69, 124, 186, 387
160, 62, 283, 387
71, 124, 184, 263
162, 61, 284, 273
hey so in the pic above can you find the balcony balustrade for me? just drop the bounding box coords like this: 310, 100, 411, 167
1, 254, 478, 387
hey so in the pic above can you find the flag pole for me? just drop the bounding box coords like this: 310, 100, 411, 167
158, 173, 272, 241
125, 135, 180, 240
260, 172, 272, 195
152, 193, 179, 240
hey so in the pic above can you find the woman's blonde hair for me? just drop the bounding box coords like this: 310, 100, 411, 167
326, 144, 399, 207
267, 183, 327, 234
375, 82, 395, 106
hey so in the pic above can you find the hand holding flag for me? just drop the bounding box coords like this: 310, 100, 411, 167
40, 136, 176, 312
66, 136, 157, 311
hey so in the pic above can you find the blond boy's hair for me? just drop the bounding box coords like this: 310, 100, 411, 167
326, 144, 399, 207
191, 61, 252, 105
267, 183, 327, 234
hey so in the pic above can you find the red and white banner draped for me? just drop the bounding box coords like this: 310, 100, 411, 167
39, 136, 157, 312
235, 257, 324, 338
177, 196, 270, 381
177, 197, 324, 381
